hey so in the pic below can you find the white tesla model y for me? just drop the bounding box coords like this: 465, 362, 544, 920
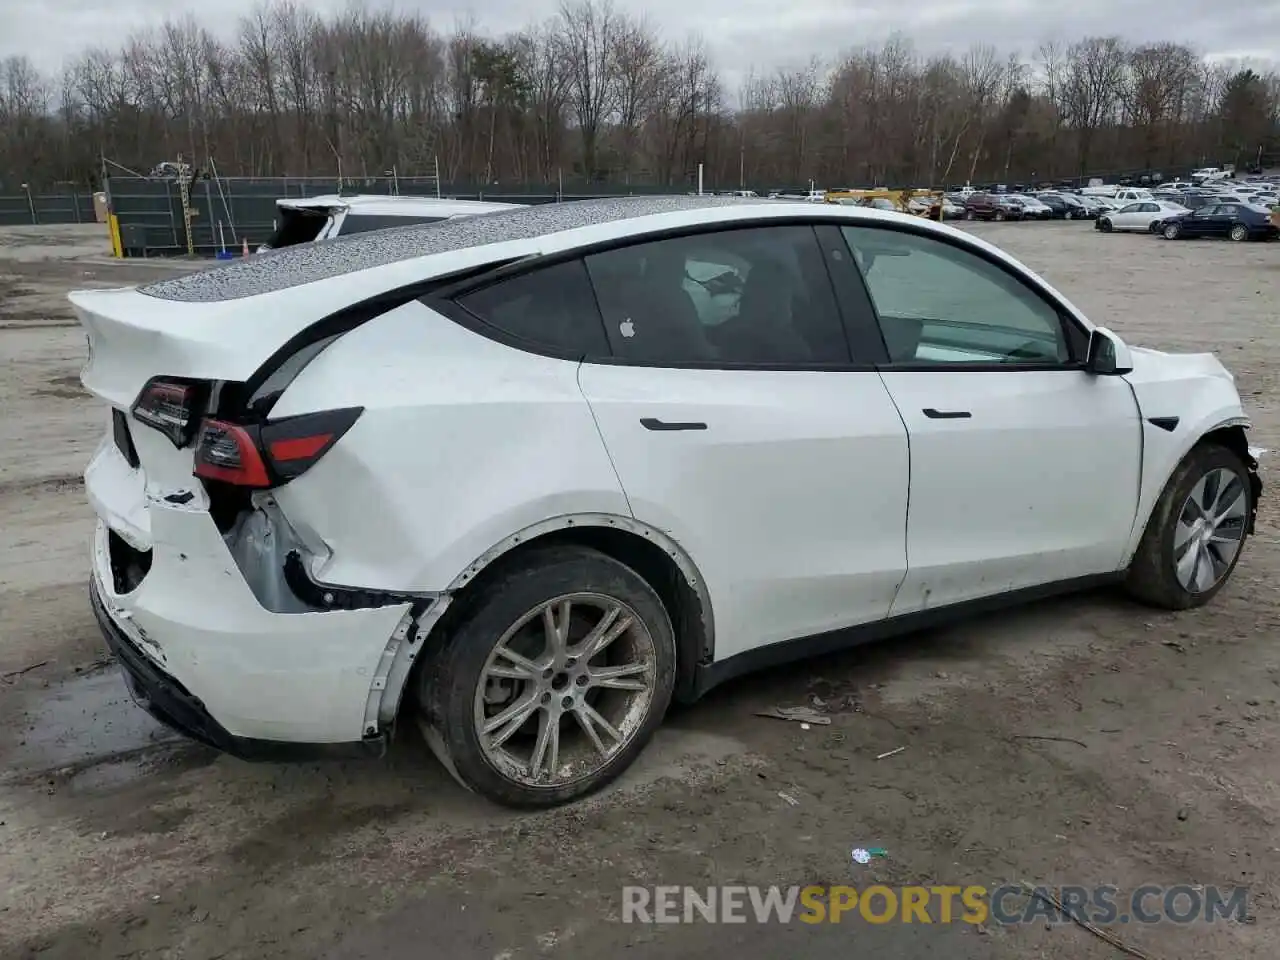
74, 197, 1262, 807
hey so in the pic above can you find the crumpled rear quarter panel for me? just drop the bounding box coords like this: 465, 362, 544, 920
267, 300, 631, 592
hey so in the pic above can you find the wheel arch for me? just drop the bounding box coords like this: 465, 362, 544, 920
1124, 418, 1260, 565
388, 514, 715, 726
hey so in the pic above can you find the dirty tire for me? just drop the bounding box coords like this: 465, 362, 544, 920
417, 545, 676, 808
1125, 443, 1252, 610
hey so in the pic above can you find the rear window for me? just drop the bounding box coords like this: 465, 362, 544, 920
265, 208, 330, 249
338, 213, 448, 235
454, 259, 609, 356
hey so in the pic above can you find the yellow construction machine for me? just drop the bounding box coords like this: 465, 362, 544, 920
824, 188, 946, 219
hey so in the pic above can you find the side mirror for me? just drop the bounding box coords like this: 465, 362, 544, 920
1085, 326, 1134, 376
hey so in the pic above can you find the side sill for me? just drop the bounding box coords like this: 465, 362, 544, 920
690, 572, 1124, 700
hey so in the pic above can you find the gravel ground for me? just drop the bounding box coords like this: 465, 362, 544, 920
0, 221, 1277, 960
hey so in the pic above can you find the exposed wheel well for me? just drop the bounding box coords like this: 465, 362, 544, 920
419, 525, 711, 706
1199, 424, 1250, 463
1198, 424, 1261, 532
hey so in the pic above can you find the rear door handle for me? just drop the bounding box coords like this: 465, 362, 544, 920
640, 418, 707, 431
922, 408, 971, 419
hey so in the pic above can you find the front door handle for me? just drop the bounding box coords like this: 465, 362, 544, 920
641, 418, 707, 431
922, 408, 971, 419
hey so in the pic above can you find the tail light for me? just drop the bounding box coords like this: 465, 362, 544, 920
131, 378, 207, 447
193, 421, 271, 487
194, 408, 361, 488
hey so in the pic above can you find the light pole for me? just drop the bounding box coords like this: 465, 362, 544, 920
20, 183, 35, 224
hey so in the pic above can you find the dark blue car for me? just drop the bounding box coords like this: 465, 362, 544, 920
1159, 202, 1279, 242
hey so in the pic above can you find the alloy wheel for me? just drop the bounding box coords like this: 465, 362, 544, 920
1173, 467, 1248, 593
473, 592, 657, 788
1230, 224, 1248, 241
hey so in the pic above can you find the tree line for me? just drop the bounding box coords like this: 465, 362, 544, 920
1, 0, 1278, 192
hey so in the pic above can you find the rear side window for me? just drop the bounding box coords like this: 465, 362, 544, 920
455, 259, 609, 356
339, 213, 448, 234
583, 225, 849, 366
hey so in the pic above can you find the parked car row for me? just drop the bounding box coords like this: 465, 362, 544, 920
949, 190, 1118, 222
1108, 201, 1279, 242
1095, 178, 1280, 242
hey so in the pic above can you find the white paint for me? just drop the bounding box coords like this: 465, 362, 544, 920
880, 368, 1141, 613
578, 364, 909, 658
1104, 200, 1189, 232
73, 198, 1255, 758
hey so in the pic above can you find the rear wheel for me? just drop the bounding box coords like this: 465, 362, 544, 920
1064, 209, 1073, 220
964, 209, 975, 221
1229, 224, 1249, 242
1163, 222, 1181, 240
1126, 444, 1252, 610
417, 545, 676, 808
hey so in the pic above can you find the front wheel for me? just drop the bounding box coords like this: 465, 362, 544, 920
994, 210, 1006, 222
1064, 209, 1073, 220
1125, 444, 1253, 610
1163, 222, 1181, 240
417, 545, 676, 808
1229, 224, 1248, 242
1099, 218, 1113, 232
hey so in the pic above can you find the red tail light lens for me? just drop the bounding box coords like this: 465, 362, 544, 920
193, 408, 361, 488
131, 378, 207, 447
193, 420, 271, 487
260, 408, 362, 481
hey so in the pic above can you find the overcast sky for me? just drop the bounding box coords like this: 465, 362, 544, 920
5, 0, 1278, 85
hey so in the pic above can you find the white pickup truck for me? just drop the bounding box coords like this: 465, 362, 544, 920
1192, 167, 1233, 183
1079, 185, 1155, 203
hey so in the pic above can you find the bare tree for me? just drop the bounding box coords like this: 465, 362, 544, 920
611, 15, 662, 181
1059, 36, 1128, 173
559, 0, 619, 180
4, 8, 1279, 193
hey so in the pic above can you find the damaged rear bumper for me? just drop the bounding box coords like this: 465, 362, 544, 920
88, 505, 416, 745
90, 579, 381, 761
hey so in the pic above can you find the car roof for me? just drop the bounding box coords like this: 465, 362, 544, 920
139, 195, 1023, 305
276, 194, 519, 217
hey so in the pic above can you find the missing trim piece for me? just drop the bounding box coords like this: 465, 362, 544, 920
282, 550, 433, 611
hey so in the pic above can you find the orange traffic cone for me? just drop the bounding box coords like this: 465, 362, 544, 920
242, 238, 250, 258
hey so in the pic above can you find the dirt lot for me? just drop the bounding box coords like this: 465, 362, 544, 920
1, 221, 1278, 960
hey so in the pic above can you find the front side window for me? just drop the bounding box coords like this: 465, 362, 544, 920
455, 258, 609, 356
842, 225, 1071, 366
583, 226, 849, 366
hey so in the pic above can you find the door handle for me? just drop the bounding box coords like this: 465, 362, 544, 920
640, 418, 707, 431
922, 408, 971, 419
